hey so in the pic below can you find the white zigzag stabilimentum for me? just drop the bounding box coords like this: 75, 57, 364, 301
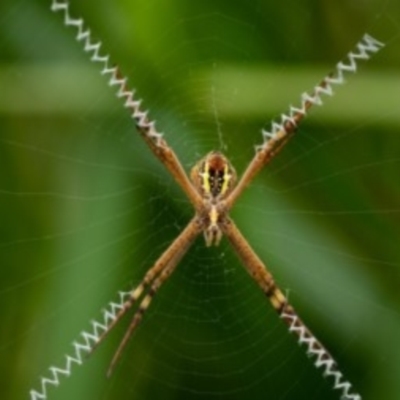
281, 310, 361, 400
260, 34, 384, 147
30, 291, 129, 400
51, 0, 163, 146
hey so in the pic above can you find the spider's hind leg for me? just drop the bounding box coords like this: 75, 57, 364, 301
222, 217, 361, 400
105, 217, 202, 376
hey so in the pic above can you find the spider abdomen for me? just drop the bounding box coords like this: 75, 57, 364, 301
190, 151, 237, 199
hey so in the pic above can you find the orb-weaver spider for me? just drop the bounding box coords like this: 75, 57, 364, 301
31, 2, 384, 400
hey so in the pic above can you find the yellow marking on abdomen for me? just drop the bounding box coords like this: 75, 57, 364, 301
201, 162, 211, 195
220, 164, 231, 195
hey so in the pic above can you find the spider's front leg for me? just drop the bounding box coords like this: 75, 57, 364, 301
51, 0, 203, 211
221, 217, 361, 400
224, 34, 383, 211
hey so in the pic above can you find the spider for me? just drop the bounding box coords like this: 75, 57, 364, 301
33, 2, 384, 400
93, 61, 366, 395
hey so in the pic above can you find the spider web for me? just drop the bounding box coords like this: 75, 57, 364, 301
1, 1, 400, 400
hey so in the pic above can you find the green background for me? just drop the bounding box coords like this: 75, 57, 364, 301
1, 1, 400, 400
